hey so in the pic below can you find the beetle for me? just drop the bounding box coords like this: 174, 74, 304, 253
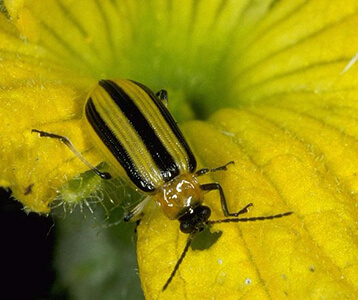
32, 79, 293, 291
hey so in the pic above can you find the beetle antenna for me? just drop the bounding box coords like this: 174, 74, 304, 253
162, 232, 196, 291
207, 211, 293, 225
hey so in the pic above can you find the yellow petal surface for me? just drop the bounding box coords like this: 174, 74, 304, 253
4, 0, 127, 77
0, 75, 99, 213
0, 13, 102, 213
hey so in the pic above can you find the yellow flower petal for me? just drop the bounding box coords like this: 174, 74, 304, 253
0, 78, 97, 213
4, 0, 117, 76
229, 0, 358, 104
0, 14, 100, 212
139, 107, 358, 298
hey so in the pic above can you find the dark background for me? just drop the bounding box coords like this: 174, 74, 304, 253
0, 188, 60, 299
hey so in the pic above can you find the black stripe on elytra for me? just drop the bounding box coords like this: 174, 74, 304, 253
131, 80, 197, 173
99, 80, 180, 182
85, 97, 156, 192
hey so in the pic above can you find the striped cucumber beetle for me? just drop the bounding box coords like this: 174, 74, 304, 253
32, 79, 293, 291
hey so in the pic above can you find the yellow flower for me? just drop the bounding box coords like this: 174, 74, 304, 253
1, 0, 358, 299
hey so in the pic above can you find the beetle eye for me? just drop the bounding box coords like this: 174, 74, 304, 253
198, 205, 211, 221
180, 221, 193, 234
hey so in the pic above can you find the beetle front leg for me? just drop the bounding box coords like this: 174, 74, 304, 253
200, 183, 252, 217
196, 161, 234, 177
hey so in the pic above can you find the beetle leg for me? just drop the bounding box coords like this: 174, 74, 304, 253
196, 161, 234, 177
200, 182, 252, 217
32, 129, 112, 180
124, 196, 152, 222
155, 89, 168, 107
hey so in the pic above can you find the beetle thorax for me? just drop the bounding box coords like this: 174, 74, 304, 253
155, 173, 203, 220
